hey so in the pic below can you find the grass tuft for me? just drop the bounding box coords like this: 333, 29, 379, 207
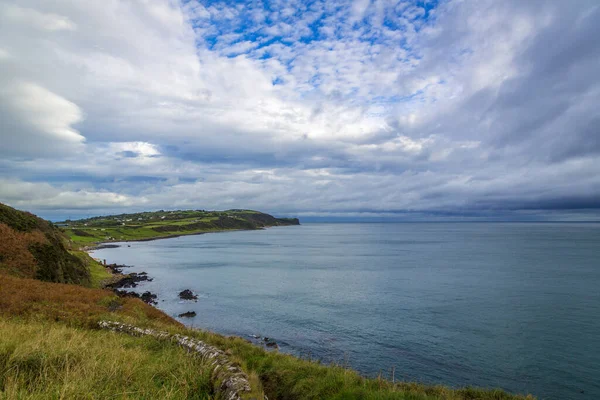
0, 319, 213, 399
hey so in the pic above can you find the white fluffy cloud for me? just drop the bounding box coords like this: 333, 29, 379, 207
0, 179, 139, 210
0, 81, 85, 156
1, 4, 77, 32
0, 0, 599, 219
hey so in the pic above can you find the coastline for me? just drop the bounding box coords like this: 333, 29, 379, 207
84, 224, 540, 400
88, 224, 294, 350
65, 210, 300, 248
1, 202, 535, 399
83, 227, 270, 250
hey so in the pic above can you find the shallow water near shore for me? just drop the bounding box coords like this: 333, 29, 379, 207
92, 222, 600, 400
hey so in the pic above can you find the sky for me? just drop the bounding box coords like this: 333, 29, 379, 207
0, 0, 599, 221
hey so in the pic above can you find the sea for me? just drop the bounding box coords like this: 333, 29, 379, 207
91, 222, 600, 400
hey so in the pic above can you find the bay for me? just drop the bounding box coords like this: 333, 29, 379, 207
92, 222, 600, 400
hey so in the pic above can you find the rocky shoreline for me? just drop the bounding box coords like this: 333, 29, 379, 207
98, 263, 159, 305
96, 262, 200, 317
88, 231, 285, 352
96, 260, 283, 350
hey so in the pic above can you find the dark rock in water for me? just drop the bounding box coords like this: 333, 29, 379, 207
178, 311, 197, 318
106, 272, 152, 289
106, 263, 131, 274
113, 289, 158, 305
93, 244, 121, 250
140, 291, 158, 305
264, 337, 278, 349
179, 289, 198, 301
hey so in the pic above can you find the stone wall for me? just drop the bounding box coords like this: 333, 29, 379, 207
98, 321, 260, 400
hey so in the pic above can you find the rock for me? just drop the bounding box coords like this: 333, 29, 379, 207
93, 244, 120, 250
114, 289, 158, 305
140, 291, 158, 305
105, 272, 152, 289
179, 289, 198, 301
263, 337, 278, 349
178, 311, 197, 318
106, 263, 130, 274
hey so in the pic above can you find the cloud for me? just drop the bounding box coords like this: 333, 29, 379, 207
350, 0, 371, 23
0, 0, 598, 220
0, 179, 139, 210
1, 4, 76, 31
0, 81, 85, 156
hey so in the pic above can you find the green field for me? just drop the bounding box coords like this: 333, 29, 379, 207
59, 209, 299, 245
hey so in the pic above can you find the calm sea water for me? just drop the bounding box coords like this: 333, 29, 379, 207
92, 223, 600, 400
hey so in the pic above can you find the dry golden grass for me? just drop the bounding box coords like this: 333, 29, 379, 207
0, 223, 46, 279
0, 274, 179, 329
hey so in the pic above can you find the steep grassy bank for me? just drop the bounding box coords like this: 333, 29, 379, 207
0, 274, 176, 329
0, 203, 89, 284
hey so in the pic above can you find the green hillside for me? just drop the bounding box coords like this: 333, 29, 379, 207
60, 209, 300, 245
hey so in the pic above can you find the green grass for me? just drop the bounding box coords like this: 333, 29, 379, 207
0, 319, 213, 400
70, 251, 111, 288
163, 327, 534, 400
61, 209, 299, 245
65, 224, 235, 245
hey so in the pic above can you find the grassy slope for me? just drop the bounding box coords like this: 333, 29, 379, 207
70, 250, 112, 288
0, 320, 213, 400
0, 203, 89, 284
0, 274, 176, 329
61, 209, 299, 245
